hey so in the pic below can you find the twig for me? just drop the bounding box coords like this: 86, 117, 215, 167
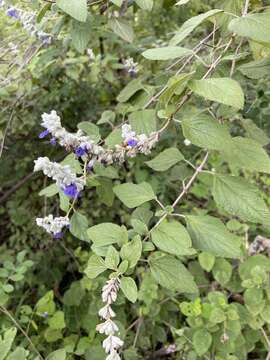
0, 306, 44, 359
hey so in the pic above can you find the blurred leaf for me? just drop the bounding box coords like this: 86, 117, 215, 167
109, 18, 134, 43
56, 0, 87, 22
142, 46, 192, 60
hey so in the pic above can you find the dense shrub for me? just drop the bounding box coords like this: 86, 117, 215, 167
1, 1, 270, 359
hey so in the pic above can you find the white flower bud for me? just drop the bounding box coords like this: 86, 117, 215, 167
103, 335, 123, 354
96, 319, 119, 335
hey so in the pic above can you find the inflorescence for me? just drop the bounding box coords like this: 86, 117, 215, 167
0, 0, 52, 45
96, 278, 123, 360
34, 110, 159, 239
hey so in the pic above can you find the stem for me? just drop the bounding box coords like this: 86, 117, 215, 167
0, 306, 44, 359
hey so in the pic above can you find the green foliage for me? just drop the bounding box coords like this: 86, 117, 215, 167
1, 0, 270, 359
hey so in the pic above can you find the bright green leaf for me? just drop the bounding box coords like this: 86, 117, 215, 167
186, 215, 242, 258
212, 174, 270, 224
149, 254, 198, 293
70, 212, 89, 242
188, 78, 244, 109
84, 254, 107, 279
146, 148, 184, 172
56, 0, 87, 22
113, 182, 156, 208
181, 112, 232, 150
142, 46, 192, 60
87, 223, 128, 246
170, 9, 223, 45
151, 220, 193, 255
120, 276, 138, 303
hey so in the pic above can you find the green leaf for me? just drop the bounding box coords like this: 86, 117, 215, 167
105, 246, 120, 270
151, 220, 193, 256
188, 78, 244, 109
117, 79, 144, 103
146, 148, 184, 172
129, 109, 156, 136
239, 57, 270, 80
159, 73, 192, 106
36, 291, 55, 316
170, 9, 223, 45
96, 178, 115, 207
97, 110, 115, 125
120, 277, 138, 303
241, 119, 269, 146
105, 128, 122, 148
198, 252, 215, 272
39, 184, 59, 197
244, 288, 264, 315
70, 212, 89, 242
181, 112, 232, 150
94, 163, 119, 179
193, 329, 212, 356
87, 223, 128, 247
71, 19, 91, 53
108, 18, 134, 43
221, 137, 270, 173
212, 174, 270, 224
212, 258, 232, 286
113, 182, 156, 208
149, 254, 198, 293
49, 311, 66, 330
120, 235, 142, 268
0, 328, 17, 360
186, 215, 242, 258
84, 254, 107, 279
228, 12, 270, 43
46, 349, 66, 360
7, 347, 29, 360
78, 122, 100, 142
56, 0, 87, 22
142, 46, 192, 60
135, 0, 153, 10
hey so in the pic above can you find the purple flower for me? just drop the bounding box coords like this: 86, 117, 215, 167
50, 138, 57, 146
39, 129, 50, 139
63, 183, 79, 198
6, 8, 20, 19
75, 146, 87, 157
54, 232, 63, 239
127, 139, 138, 147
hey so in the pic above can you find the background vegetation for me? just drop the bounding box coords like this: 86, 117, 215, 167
1, 0, 270, 359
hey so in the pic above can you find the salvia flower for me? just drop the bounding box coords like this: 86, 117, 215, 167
97, 277, 123, 359
33, 157, 85, 193
36, 215, 69, 236
2, 4, 53, 45
63, 183, 80, 198
121, 124, 159, 157
123, 57, 139, 76
106, 351, 121, 360
6, 7, 20, 19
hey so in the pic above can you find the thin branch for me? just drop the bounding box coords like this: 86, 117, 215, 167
0, 306, 44, 359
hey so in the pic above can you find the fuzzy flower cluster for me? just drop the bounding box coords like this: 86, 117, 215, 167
0, 1, 52, 45
123, 57, 139, 76
119, 124, 159, 157
38, 111, 159, 169
39, 110, 95, 155
96, 278, 123, 360
36, 215, 69, 238
34, 157, 85, 198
